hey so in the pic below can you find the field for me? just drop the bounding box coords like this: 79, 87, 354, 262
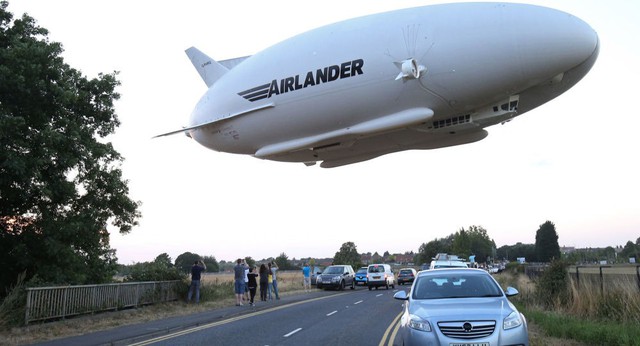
568, 264, 640, 275
201, 270, 305, 292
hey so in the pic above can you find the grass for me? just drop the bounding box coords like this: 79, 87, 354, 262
521, 305, 640, 346
496, 270, 640, 345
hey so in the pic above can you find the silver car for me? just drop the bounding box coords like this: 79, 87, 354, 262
393, 268, 528, 345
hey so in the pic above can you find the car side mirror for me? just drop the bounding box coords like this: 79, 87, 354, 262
505, 286, 519, 297
393, 291, 408, 300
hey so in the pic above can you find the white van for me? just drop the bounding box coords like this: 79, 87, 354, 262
367, 264, 395, 290
429, 253, 469, 270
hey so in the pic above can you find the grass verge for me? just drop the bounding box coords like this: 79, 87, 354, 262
518, 303, 640, 346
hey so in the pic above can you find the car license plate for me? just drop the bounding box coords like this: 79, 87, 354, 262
450, 343, 489, 346
323, 280, 331, 284
373, 276, 380, 279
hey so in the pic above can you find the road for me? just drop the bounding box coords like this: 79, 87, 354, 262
36, 286, 409, 346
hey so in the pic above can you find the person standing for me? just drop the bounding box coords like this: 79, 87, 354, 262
187, 260, 206, 304
243, 264, 249, 303
302, 262, 311, 292
247, 266, 258, 306
267, 267, 273, 300
234, 258, 246, 306
259, 264, 269, 301
270, 262, 280, 300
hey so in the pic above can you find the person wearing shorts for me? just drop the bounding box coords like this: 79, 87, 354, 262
234, 258, 246, 306
302, 263, 311, 292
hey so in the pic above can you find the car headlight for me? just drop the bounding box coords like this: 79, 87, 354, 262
503, 311, 523, 330
408, 314, 432, 332
332, 276, 341, 282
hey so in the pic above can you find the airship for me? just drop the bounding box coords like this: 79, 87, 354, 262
157, 2, 599, 168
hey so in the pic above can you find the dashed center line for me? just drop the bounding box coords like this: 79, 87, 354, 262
284, 328, 302, 337
326, 310, 338, 316
376, 294, 383, 297
354, 300, 363, 305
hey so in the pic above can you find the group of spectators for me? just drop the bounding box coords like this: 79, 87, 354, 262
235, 259, 280, 306
185, 258, 280, 306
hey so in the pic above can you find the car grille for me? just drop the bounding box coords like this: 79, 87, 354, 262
438, 320, 496, 339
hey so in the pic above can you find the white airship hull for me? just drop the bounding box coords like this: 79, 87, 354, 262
171, 2, 599, 168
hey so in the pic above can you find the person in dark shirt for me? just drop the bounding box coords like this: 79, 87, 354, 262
259, 264, 269, 301
187, 260, 206, 303
247, 266, 259, 306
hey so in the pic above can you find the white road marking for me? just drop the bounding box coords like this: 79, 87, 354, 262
326, 310, 338, 316
376, 294, 383, 297
284, 328, 302, 337
354, 300, 363, 305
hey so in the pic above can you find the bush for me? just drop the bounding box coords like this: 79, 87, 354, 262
0, 272, 27, 328
124, 261, 186, 282
535, 259, 568, 308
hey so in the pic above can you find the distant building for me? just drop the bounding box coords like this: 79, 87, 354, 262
394, 254, 414, 265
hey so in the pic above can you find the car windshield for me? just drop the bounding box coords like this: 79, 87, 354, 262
412, 273, 502, 299
400, 270, 413, 275
323, 266, 344, 274
356, 268, 367, 274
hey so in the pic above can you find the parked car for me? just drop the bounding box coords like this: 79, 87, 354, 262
316, 265, 355, 290
366, 263, 395, 290
354, 266, 368, 286
393, 268, 529, 345
396, 268, 417, 285
309, 266, 324, 285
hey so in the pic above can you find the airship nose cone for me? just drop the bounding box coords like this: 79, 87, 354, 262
567, 13, 599, 67
540, 7, 600, 72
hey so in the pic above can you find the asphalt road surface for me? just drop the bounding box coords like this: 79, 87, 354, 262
36, 286, 409, 346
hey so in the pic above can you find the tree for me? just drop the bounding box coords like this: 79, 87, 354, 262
244, 256, 255, 268
417, 236, 452, 265
175, 252, 201, 273
535, 221, 561, 262
333, 242, 362, 269
620, 241, 639, 262
202, 255, 219, 272
125, 253, 185, 282
0, 3, 140, 293
275, 252, 293, 270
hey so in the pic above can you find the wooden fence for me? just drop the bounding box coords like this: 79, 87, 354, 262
524, 264, 640, 292
24, 280, 181, 324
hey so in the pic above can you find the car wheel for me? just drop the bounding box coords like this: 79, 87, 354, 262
368, 286, 372, 291
385, 282, 389, 290
350, 280, 355, 290
340, 280, 345, 291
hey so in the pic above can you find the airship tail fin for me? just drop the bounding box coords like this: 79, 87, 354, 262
185, 47, 228, 87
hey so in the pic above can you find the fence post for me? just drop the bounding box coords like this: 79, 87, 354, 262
599, 265, 611, 294
24, 288, 32, 325
62, 286, 68, 320
636, 265, 640, 292
576, 266, 581, 287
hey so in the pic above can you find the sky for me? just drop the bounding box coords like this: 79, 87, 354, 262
8, 1, 640, 264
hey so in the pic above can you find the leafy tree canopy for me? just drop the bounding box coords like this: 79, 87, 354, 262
333, 241, 362, 269
203, 255, 219, 272
174, 252, 201, 273
275, 252, 295, 270
535, 221, 561, 262
0, 2, 140, 293
124, 253, 185, 282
